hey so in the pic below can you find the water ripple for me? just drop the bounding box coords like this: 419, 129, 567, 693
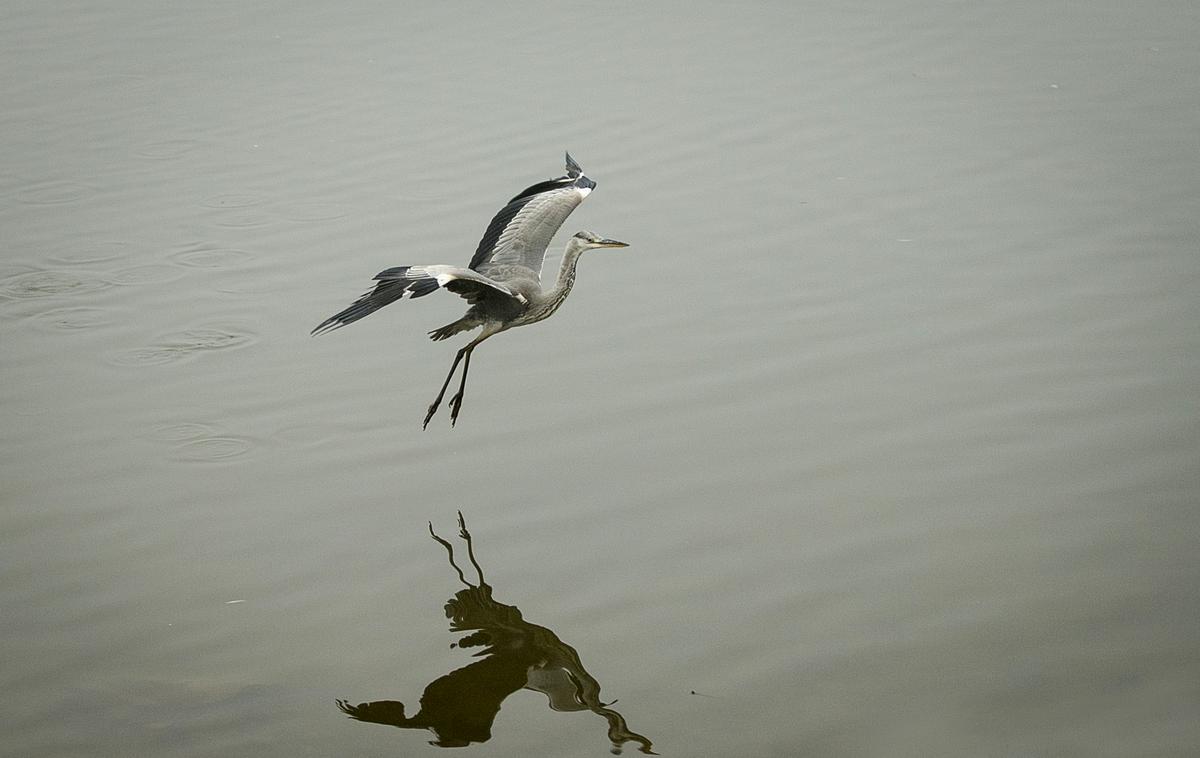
104, 264, 186, 286
28, 306, 115, 331
136, 139, 202, 160
171, 245, 254, 269
16, 181, 98, 206
105, 346, 192, 367
105, 325, 257, 367
210, 211, 274, 229
212, 279, 273, 296
170, 436, 253, 463
10, 406, 50, 417
200, 193, 262, 209
162, 326, 256, 352
80, 73, 150, 94
278, 202, 349, 222
148, 422, 219, 442
49, 242, 134, 266
0, 270, 109, 300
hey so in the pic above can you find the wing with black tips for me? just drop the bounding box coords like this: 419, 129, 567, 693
311, 265, 518, 335
468, 152, 596, 283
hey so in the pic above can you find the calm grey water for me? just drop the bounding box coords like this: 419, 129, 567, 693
2, 2, 1198, 756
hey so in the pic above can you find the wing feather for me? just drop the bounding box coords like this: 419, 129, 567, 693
312, 154, 593, 336
311, 266, 518, 335
468, 157, 595, 281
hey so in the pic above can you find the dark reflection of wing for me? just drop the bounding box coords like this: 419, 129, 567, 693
336, 512, 656, 755
335, 646, 526, 748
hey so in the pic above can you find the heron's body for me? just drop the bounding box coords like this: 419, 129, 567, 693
312, 154, 628, 428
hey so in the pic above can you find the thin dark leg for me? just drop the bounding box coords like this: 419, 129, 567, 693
448, 347, 473, 427
424, 347, 466, 430
428, 522, 472, 587
456, 511, 486, 585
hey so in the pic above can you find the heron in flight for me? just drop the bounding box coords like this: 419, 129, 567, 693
312, 153, 628, 429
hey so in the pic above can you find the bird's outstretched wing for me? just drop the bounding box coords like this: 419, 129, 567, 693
468, 152, 596, 283
311, 265, 518, 335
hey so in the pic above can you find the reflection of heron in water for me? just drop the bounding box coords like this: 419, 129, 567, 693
336, 512, 656, 754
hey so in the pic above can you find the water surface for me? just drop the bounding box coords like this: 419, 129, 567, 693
2, 2, 1198, 756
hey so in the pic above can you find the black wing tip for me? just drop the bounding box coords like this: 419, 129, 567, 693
373, 265, 411, 281
311, 273, 441, 336
505, 177, 573, 206
311, 317, 346, 336
502, 153, 585, 205
565, 151, 582, 178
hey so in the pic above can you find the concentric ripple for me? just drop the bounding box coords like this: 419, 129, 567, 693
278, 202, 349, 222
200, 193, 262, 209
161, 326, 255, 352
148, 422, 218, 441
15, 181, 97, 205
0, 270, 109, 300
105, 325, 257, 367
210, 211, 273, 229
171, 244, 254, 269
136, 139, 202, 160
104, 264, 186, 286
29, 306, 115, 331
170, 436, 253, 463
105, 346, 192, 367
49, 241, 134, 266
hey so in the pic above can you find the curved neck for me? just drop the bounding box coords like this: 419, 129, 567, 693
531, 239, 586, 320
549, 240, 585, 300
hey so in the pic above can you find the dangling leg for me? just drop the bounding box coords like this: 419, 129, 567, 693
447, 347, 474, 427
426, 325, 499, 429
424, 347, 467, 429
445, 326, 501, 428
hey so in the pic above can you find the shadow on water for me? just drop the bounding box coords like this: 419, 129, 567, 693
336, 513, 656, 754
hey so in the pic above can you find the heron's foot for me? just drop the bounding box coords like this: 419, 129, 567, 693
448, 391, 464, 427
423, 400, 440, 430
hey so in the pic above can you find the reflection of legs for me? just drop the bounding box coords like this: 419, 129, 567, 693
430, 513, 486, 587
424, 348, 466, 430
429, 521, 470, 587
457, 511, 485, 585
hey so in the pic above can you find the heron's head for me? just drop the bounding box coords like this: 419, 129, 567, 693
572, 230, 629, 251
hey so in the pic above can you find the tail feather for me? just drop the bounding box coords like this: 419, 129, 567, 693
312, 266, 439, 335
428, 315, 480, 342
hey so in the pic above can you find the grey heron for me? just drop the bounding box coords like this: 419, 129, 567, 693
312, 153, 628, 428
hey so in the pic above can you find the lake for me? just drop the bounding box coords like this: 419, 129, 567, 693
2, 2, 1198, 756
